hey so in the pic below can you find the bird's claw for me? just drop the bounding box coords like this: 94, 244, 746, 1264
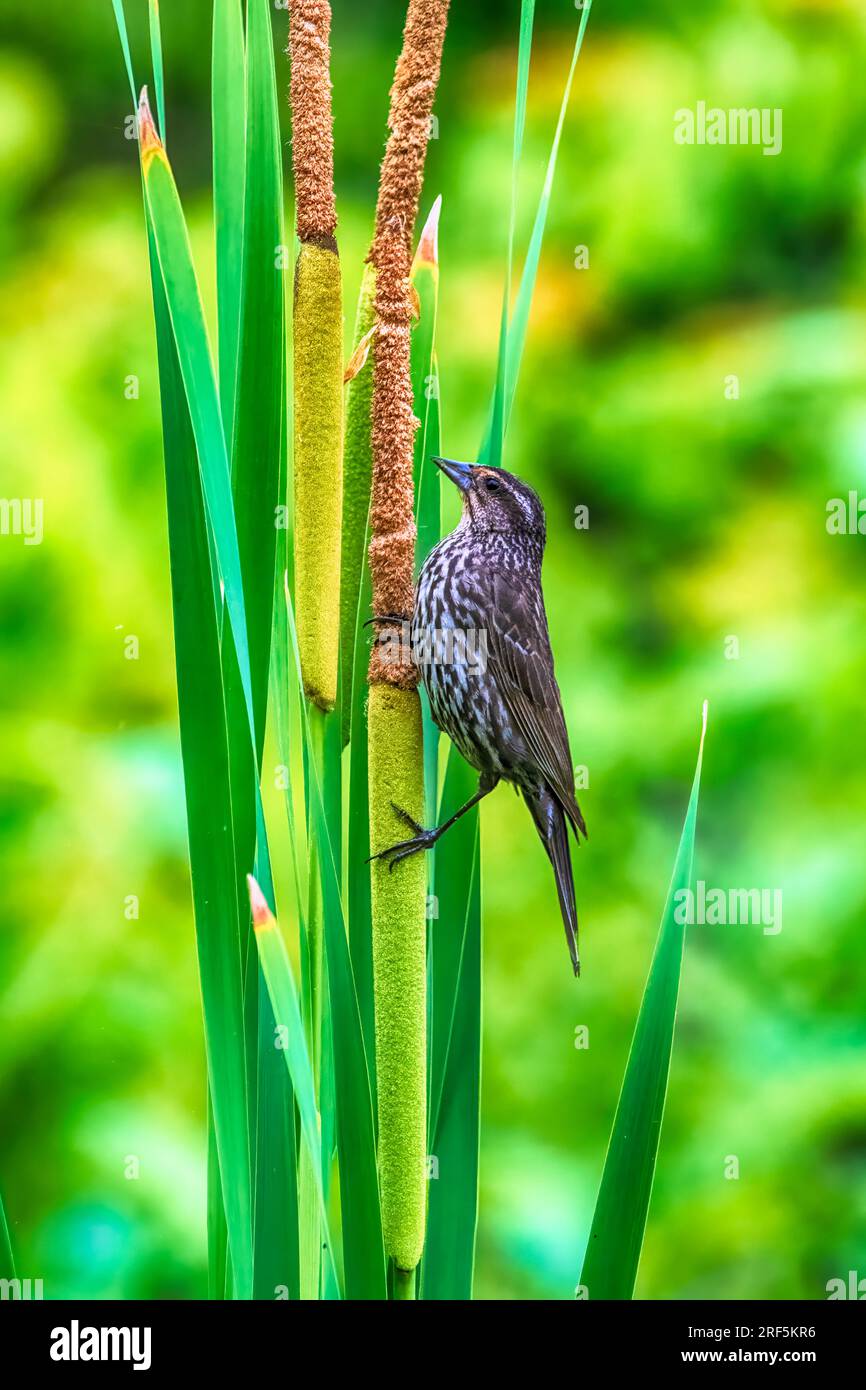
367, 804, 438, 871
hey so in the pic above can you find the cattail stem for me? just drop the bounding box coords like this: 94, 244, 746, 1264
364, 0, 451, 1280
392, 1264, 417, 1300
297, 702, 327, 1301
306, 701, 327, 1075
289, 0, 342, 711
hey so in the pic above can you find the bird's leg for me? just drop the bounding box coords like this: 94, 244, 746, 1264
363, 613, 408, 628
369, 776, 498, 873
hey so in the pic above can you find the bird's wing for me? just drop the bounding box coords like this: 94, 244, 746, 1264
487, 570, 586, 840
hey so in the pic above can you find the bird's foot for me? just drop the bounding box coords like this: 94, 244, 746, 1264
368, 803, 439, 873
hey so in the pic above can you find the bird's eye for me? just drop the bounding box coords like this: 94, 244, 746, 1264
483, 476, 501, 493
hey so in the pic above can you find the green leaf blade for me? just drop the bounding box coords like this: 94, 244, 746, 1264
479, 0, 535, 469
150, 245, 253, 1300
479, 0, 593, 467
580, 704, 709, 1300
250, 886, 342, 1298
212, 0, 247, 443
0, 1185, 15, 1282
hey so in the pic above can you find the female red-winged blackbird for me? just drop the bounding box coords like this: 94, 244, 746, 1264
372, 457, 587, 976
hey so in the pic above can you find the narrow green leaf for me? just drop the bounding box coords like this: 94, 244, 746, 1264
212, 0, 246, 443
150, 242, 253, 1299
138, 97, 254, 779
410, 205, 443, 829
411, 197, 442, 564
580, 704, 709, 1300
427, 753, 480, 1147
422, 814, 481, 1301
249, 880, 342, 1298
498, 0, 593, 440
233, 0, 284, 752
479, 0, 594, 466
480, 0, 535, 469
270, 572, 308, 944
347, 536, 375, 1086
253, 969, 300, 1301
137, 94, 273, 902
0, 1185, 15, 1282
230, 2, 292, 1301
340, 264, 377, 747
148, 0, 166, 140
110, 0, 136, 104
206, 1094, 229, 1299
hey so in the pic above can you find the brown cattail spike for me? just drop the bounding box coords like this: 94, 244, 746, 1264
372, 0, 450, 265
289, 0, 338, 246
367, 216, 419, 688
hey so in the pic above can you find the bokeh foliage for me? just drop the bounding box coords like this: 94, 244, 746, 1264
1, 0, 865, 1299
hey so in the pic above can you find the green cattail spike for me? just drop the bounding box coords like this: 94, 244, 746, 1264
368, 682, 428, 1273
293, 240, 343, 710
289, 0, 343, 711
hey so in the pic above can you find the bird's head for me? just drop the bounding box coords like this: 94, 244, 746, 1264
434, 458, 546, 544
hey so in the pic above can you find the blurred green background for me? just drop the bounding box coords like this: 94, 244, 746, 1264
2, 0, 866, 1300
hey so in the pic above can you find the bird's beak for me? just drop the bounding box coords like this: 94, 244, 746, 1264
434, 456, 474, 492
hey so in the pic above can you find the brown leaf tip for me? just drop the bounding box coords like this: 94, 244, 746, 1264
137, 86, 164, 169
247, 874, 275, 930
414, 194, 441, 270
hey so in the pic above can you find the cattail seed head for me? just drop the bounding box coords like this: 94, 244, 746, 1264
289, 0, 338, 246
372, 0, 451, 265
368, 218, 419, 689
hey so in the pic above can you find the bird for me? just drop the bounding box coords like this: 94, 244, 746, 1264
371, 456, 587, 976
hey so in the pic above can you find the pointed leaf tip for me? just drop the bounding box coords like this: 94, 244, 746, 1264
344, 324, 377, 384
414, 195, 442, 269
137, 85, 164, 168
247, 874, 274, 930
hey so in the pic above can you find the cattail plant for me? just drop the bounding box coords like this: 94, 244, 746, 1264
366, 217, 429, 1287
362, 0, 450, 1294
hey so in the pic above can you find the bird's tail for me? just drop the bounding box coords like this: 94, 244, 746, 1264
526, 787, 580, 977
